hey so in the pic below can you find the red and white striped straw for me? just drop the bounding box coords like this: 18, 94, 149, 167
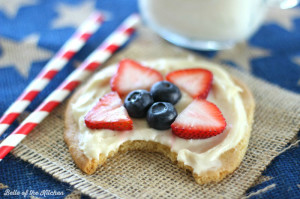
0, 12, 104, 137
0, 14, 140, 161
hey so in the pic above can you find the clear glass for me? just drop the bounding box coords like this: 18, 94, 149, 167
269, 0, 299, 8
138, 0, 298, 50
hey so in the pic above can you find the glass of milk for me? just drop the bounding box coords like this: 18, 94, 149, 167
138, 0, 299, 50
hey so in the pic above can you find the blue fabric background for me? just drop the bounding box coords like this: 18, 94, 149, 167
0, 0, 299, 198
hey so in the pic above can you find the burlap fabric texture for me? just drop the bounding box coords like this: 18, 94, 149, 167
11, 26, 300, 198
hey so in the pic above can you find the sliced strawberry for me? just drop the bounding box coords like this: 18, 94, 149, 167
84, 92, 133, 131
110, 59, 163, 97
166, 68, 213, 99
171, 99, 226, 139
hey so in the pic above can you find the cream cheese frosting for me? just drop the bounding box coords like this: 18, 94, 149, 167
71, 58, 248, 174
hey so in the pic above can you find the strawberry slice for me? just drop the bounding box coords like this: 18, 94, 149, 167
84, 92, 133, 131
110, 59, 163, 97
171, 99, 226, 139
166, 68, 213, 99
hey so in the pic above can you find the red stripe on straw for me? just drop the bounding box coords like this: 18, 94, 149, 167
84, 62, 101, 71
62, 81, 81, 91
79, 33, 92, 40
119, 26, 135, 35
124, 27, 135, 35
40, 70, 58, 79
105, 44, 119, 53
61, 51, 76, 60
0, 146, 14, 159
21, 91, 40, 101
95, 14, 104, 23
39, 101, 60, 112
0, 113, 19, 124
15, 123, 38, 135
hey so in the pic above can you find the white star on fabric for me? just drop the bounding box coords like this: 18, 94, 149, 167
292, 55, 300, 66
292, 56, 300, 87
264, 7, 300, 31
297, 79, 300, 86
214, 42, 270, 72
51, 1, 112, 29
0, 0, 37, 18
0, 182, 9, 189
0, 35, 53, 78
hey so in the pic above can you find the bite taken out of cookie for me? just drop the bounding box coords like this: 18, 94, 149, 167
64, 58, 255, 184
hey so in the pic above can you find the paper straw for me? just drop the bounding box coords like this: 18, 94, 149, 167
0, 14, 140, 161
0, 12, 104, 136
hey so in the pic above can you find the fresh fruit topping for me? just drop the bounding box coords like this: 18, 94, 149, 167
171, 99, 226, 139
84, 92, 133, 131
150, 81, 181, 105
147, 102, 177, 130
166, 68, 213, 99
124, 90, 154, 118
110, 59, 163, 97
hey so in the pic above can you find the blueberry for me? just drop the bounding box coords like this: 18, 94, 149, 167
147, 102, 177, 130
150, 81, 181, 104
124, 90, 154, 118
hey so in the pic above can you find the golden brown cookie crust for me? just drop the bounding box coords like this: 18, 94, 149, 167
64, 66, 255, 184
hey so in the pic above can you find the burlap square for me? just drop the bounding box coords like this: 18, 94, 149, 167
12, 26, 300, 198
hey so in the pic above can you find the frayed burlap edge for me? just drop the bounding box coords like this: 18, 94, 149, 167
12, 145, 118, 199
244, 139, 300, 198
12, 124, 300, 199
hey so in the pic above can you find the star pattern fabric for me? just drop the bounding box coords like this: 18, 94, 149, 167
0, 35, 52, 78
0, 0, 37, 18
52, 1, 97, 29
265, 7, 300, 31
214, 42, 270, 72
51, 1, 112, 29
